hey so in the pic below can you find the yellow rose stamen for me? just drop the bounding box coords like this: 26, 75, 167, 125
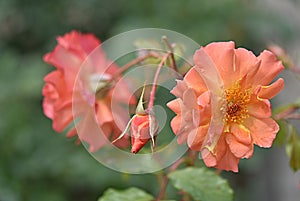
224, 82, 251, 124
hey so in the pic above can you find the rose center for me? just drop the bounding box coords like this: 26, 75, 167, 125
224, 82, 251, 124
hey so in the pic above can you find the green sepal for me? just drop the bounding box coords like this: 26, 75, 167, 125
136, 84, 147, 115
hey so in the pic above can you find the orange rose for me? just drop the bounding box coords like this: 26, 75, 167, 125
168, 41, 284, 172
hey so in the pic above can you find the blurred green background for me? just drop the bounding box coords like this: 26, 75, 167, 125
1, 0, 300, 200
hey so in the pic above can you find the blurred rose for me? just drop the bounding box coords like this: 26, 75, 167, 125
42, 31, 135, 152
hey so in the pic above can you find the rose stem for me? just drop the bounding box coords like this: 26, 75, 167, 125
147, 52, 170, 110
162, 36, 177, 71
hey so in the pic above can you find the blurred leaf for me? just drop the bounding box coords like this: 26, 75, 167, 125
98, 187, 154, 201
274, 120, 288, 146
134, 39, 164, 50
168, 167, 234, 201
286, 125, 300, 172
134, 39, 163, 65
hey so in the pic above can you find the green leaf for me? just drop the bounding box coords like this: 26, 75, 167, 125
286, 125, 300, 172
168, 167, 234, 201
274, 120, 288, 146
98, 187, 154, 201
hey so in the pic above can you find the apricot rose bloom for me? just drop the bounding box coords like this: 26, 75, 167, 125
167, 41, 284, 172
42, 31, 133, 151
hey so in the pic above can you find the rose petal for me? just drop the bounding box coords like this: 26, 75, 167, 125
167, 99, 182, 115
230, 124, 251, 145
234, 48, 259, 79
254, 50, 284, 86
244, 117, 279, 148
258, 78, 284, 99
226, 133, 252, 158
197, 91, 211, 125
187, 125, 209, 151
170, 80, 188, 99
248, 97, 272, 119
193, 48, 224, 93
201, 148, 217, 167
202, 42, 237, 87
184, 68, 207, 96
182, 88, 198, 108
215, 146, 240, 172
170, 115, 181, 135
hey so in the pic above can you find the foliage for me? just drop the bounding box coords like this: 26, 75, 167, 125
1, 0, 300, 201
98, 187, 154, 201
286, 125, 300, 172
168, 167, 234, 201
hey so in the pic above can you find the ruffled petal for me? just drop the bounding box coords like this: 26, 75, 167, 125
197, 91, 211, 125
187, 125, 209, 151
184, 68, 207, 96
170, 80, 188, 99
226, 133, 252, 158
253, 50, 284, 86
248, 97, 272, 119
167, 99, 182, 116
52, 101, 73, 132
234, 48, 259, 79
201, 148, 217, 167
230, 124, 251, 145
244, 117, 279, 148
215, 146, 240, 172
183, 88, 198, 108
202, 41, 237, 87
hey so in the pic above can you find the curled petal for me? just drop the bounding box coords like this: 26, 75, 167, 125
258, 78, 285, 99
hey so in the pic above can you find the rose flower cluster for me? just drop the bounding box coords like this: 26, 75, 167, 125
43, 31, 284, 172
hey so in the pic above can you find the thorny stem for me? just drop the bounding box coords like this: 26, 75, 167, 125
162, 36, 177, 71
148, 52, 171, 110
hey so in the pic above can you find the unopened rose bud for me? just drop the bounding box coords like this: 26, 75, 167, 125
130, 113, 158, 153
